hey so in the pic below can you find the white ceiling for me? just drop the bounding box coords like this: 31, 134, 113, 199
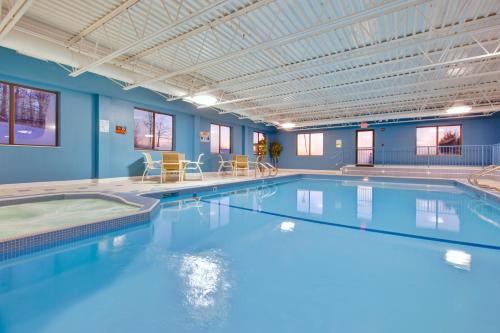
1, 0, 499, 129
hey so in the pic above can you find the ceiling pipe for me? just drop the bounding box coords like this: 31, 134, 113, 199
1, 28, 188, 97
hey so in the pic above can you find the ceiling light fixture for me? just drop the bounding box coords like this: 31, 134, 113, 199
446, 102, 472, 114
280, 122, 296, 129
184, 94, 217, 106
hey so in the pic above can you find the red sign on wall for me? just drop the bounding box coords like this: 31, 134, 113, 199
115, 126, 127, 134
360, 122, 368, 128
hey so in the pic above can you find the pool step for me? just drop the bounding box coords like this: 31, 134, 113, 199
341, 165, 500, 180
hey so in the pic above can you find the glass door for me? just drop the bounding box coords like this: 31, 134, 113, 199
356, 129, 374, 166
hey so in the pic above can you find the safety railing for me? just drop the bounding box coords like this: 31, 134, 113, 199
493, 143, 500, 166
335, 144, 498, 168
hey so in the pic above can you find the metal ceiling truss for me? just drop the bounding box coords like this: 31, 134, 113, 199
257, 85, 500, 121
194, 17, 500, 95
0, 0, 34, 41
0, 0, 499, 127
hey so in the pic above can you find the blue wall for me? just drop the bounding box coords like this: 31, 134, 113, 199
275, 115, 500, 170
2, 46, 498, 182
0, 47, 275, 184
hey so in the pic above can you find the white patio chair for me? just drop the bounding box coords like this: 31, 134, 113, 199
142, 152, 161, 182
217, 154, 233, 175
184, 153, 205, 180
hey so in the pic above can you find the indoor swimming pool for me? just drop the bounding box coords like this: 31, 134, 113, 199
0, 176, 499, 333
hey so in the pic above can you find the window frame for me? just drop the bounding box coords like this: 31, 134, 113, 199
253, 131, 266, 155
210, 123, 232, 154
296, 132, 324, 157
0, 80, 59, 147
133, 107, 175, 151
416, 124, 462, 156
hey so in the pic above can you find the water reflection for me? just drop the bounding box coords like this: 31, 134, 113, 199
210, 196, 230, 229
445, 249, 471, 271
280, 221, 295, 233
357, 185, 372, 223
296, 189, 323, 215
113, 235, 126, 247
162, 198, 204, 215
416, 199, 460, 232
178, 250, 231, 323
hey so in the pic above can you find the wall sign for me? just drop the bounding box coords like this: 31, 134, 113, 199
200, 131, 210, 142
115, 126, 127, 135
99, 119, 109, 133
336, 139, 342, 148
360, 122, 368, 128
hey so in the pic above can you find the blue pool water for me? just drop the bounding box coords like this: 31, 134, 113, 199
0, 176, 499, 333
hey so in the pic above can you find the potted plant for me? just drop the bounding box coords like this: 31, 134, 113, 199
270, 141, 283, 168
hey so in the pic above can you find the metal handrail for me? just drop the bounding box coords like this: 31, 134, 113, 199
468, 165, 500, 191
335, 144, 498, 168
252, 156, 278, 177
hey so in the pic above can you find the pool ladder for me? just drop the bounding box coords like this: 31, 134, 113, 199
467, 165, 500, 191
252, 156, 278, 178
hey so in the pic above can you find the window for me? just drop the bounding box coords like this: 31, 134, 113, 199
297, 132, 323, 156
211, 124, 231, 154
0, 83, 9, 144
0, 81, 58, 146
253, 131, 265, 154
134, 108, 173, 150
416, 125, 461, 155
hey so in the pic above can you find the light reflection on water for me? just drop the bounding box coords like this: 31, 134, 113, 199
445, 249, 472, 271
176, 250, 231, 325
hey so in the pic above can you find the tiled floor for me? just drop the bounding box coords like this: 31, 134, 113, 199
0, 168, 496, 201
0, 171, 313, 199
475, 178, 500, 192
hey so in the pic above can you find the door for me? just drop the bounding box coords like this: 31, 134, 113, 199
356, 129, 374, 166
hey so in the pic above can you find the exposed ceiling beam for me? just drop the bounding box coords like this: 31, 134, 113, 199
0, 0, 34, 41
221, 39, 500, 96
69, 0, 230, 77
68, 0, 141, 45
209, 65, 500, 109
220, 72, 500, 118
255, 85, 500, 120
193, 16, 500, 95
217, 50, 500, 103
292, 105, 500, 128
124, 0, 275, 64
123, 0, 430, 90
270, 91, 500, 122
233, 81, 500, 119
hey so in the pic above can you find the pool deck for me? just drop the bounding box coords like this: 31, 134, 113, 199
0, 168, 497, 200
0, 171, 309, 199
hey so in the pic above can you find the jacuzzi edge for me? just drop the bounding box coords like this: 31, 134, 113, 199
0, 192, 160, 261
